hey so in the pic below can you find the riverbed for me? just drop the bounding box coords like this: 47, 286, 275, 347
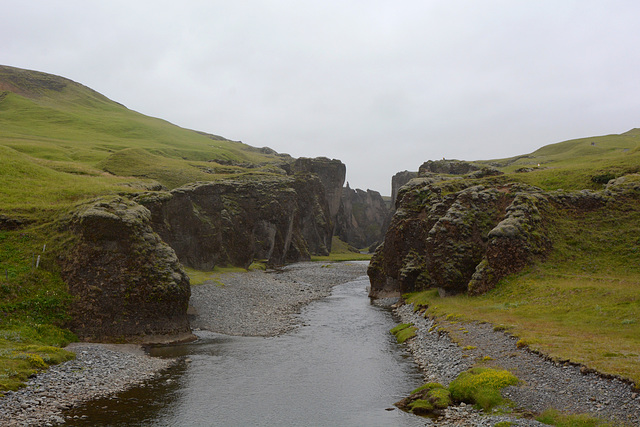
63, 269, 427, 426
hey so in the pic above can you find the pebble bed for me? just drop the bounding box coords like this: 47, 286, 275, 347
0, 343, 172, 426
395, 303, 640, 426
190, 261, 370, 336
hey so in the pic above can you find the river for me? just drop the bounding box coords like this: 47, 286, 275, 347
64, 276, 426, 426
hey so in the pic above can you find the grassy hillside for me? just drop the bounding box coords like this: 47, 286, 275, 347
1, 64, 639, 399
479, 129, 640, 190
0, 65, 288, 219
0, 65, 293, 392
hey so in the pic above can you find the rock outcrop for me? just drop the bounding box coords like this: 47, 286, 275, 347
391, 170, 418, 208
60, 197, 193, 343
368, 160, 551, 298
369, 163, 640, 299
138, 174, 333, 269
334, 184, 390, 249
291, 157, 346, 224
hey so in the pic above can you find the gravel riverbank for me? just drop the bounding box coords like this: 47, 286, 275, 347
394, 302, 640, 426
0, 343, 173, 426
4, 260, 637, 426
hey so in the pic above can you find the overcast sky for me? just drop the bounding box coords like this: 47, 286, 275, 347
3, 1, 640, 194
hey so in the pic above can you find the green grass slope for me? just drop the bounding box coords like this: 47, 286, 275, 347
0, 65, 288, 218
479, 129, 640, 190
0, 65, 293, 392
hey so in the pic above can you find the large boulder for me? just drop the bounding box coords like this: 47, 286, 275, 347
60, 197, 193, 343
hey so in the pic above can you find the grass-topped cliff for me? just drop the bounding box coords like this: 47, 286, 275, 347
370, 134, 640, 393
480, 128, 640, 190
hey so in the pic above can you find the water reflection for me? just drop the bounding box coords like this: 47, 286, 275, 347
65, 277, 425, 426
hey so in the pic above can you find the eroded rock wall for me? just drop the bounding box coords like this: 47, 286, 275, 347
291, 157, 346, 223
335, 184, 390, 249
138, 174, 333, 269
368, 161, 551, 298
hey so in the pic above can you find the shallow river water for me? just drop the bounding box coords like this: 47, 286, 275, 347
65, 276, 426, 426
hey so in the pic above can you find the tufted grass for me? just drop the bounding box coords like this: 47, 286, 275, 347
448, 367, 519, 411
390, 323, 417, 343
0, 322, 76, 393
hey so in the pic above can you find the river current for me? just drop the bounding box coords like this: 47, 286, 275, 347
65, 276, 426, 426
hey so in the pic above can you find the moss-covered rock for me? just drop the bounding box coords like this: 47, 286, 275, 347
138, 174, 333, 269
60, 197, 193, 343
368, 172, 551, 297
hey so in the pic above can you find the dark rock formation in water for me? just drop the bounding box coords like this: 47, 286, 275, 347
138, 174, 333, 269
60, 197, 193, 343
334, 184, 390, 249
368, 160, 551, 298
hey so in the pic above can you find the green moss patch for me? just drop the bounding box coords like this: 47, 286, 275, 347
390, 323, 417, 343
397, 367, 518, 417
448, 367, 519, 411
536, 408, 617, 427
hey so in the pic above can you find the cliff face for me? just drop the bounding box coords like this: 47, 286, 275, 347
60, 197, 193, 343
391, 170, 418, 208
368, 162, 640, 299
291, 157, 346, 224
335, 185, 390, 249
368, 161, 552, 298
138, 174, 333, 269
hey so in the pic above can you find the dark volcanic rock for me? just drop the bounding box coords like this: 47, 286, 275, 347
291, 157, 346, 223
368, 173, 551, 298
391, 170, 418, 208
138, 174, 333, 269
60, 197, 193, 343
335, 184, 390, 249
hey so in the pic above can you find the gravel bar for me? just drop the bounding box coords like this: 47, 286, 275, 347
189, 261, 370, 336
0, 343, 173, 426
394, 302, 640, 426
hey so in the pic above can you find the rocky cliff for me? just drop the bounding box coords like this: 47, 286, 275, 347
391, 171, 418, 209
138, 173, 333, 269
369, 161, 640, 299
334, 184, 390, 249
60, 197, 193, 343
291, 157, 346, 224
59, 160, 341, 342
368, 160, 552, 298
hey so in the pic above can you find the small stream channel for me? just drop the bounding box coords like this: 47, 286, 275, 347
64, 276, 426, 426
